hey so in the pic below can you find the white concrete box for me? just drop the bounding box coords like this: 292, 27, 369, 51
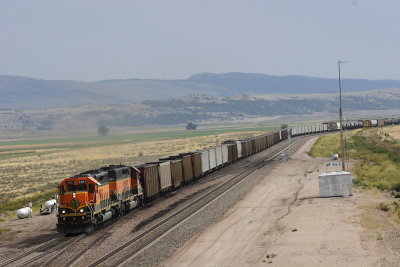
319, 171, 353, 197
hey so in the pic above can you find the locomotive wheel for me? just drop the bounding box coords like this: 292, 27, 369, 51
86, 225, 95, 233
119, 206, 125, 217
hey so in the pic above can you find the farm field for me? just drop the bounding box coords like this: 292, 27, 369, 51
0, 127, 272, 219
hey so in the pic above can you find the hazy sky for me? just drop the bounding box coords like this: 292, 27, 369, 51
0, 0, 399, 81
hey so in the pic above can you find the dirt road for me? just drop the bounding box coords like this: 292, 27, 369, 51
163, 137, 400, 266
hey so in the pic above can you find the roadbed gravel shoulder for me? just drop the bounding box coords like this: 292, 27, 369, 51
121, 138, 307, 267
163, 137, 400, 267
123, 156, 278, 267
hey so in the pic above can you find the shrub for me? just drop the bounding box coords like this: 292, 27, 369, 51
0, 188, 58, 214
353, 179, 368, 188
186, 122, 197, 130
311, 129, 400, 193
376, 184, 389, 191
393, 183, 400, 192
377, 203, 390, 212
377, 233, 383, 240
0, 228, 11, 236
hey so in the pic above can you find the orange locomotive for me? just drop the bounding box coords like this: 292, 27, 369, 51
57, 165, 143, 234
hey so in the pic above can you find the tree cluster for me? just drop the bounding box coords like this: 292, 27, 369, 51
186, 122, 197, 130
97, 125, 110, 136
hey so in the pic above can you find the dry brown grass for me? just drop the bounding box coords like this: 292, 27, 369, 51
359, 188, 400, 255
379, 125, 400, 141
0, 131, 264, 202
0, 227, 11, 236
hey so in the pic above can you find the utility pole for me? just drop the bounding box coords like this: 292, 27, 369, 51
338, 60, 349, 171
288, 128, 291, 159
215, 132, 219, 146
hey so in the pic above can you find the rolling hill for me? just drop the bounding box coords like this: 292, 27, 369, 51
188, 73, 400, 94
1, 88, 399, 139
1, 73, 399, 109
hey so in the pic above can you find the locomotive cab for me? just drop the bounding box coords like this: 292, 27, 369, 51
58, 177, 99, 213
57, 166, 144, 234
57, 175, 101, 234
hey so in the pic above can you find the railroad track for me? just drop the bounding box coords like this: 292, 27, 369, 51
194, 136, 302, 184
69, 137, 305, 266
0, 237, 62, 267
37, 234, 86, 267
0, 135, 308, 267
40, 156, 272, 266
88, 136, 307, 267
0, 234, 85, 267
62, 234, 106, 267
57, 225, 112, 267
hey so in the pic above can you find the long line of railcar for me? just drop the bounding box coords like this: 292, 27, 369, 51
56, 118, 399, 234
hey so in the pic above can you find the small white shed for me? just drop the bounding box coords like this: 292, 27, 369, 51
319, 171, 353, 197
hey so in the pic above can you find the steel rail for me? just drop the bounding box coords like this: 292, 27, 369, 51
60, 227, 111, 267
38, 234, 86, 267
0, 237, 63, 267
0, 234, 82, 267
88, 137, 306, 267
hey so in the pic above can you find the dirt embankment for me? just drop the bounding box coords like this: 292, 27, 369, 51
163, 137, 400, 267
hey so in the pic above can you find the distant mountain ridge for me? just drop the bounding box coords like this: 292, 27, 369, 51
1, 73, 399, 109
188, 72, 400, 94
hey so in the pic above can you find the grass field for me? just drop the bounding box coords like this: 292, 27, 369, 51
309, 126, 400, 192
0, 127, 273, 219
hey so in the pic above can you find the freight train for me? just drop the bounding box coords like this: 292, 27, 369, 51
56, 118, 399, 234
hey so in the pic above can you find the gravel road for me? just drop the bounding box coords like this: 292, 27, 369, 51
163, 137, 400, 267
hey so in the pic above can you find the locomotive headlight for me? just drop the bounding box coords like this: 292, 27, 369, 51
62, 210, 66, 214
79, 208, 84, 213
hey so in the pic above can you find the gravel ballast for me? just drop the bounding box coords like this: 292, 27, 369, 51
122, 138, 308, 267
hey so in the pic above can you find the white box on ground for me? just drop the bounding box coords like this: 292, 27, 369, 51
319, 171, 353, 197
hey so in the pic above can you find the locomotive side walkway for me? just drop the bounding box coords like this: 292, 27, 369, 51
163, 137, 400, 267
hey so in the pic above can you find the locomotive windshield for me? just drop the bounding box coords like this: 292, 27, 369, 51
77, 184, 87, 191
66, 184, 87, 191
67, 184, 76, 191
